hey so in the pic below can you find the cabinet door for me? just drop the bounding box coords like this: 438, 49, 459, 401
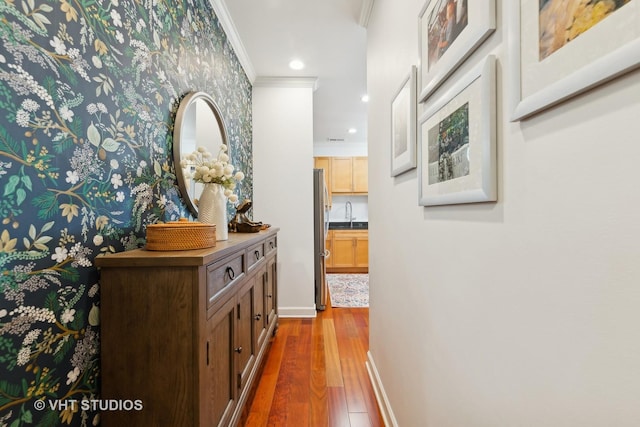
353, 157, 368, 193
355, 234, 369, 268
325, 231, 333, 268
265, 255, 277, 327
314, 157, 332, 207
254, 267, 267, 352
236, 277, 256, 391
331, 157, 353, 193
205, 296, 237, 427
332, 234, 356, 267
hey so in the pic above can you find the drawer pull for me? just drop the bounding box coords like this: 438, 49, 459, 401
267, 294, 272, 298
269, 242, 274, 249
225, 266, 235, 280
255, 313, 262, 321
235, 346, 243, 354
254, 250, 260, 259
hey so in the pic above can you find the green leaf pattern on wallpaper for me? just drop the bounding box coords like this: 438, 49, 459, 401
0, 0, 253, 424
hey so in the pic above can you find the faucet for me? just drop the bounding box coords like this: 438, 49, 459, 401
345, 201, 355, 228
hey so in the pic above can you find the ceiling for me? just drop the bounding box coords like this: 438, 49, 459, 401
219, 0, 371, 145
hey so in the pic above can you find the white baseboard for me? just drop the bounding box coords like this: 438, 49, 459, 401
366, 351, 399, 427
277, 306, 317, 318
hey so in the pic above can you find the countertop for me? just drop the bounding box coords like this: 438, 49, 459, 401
328, 221, 368, 230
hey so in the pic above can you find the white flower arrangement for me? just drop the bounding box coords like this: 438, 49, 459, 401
180, 144, 245, 203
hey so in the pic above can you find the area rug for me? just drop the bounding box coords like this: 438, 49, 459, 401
326, 274, 369, 308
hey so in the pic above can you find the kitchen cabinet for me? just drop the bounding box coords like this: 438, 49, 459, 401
315, 156, 368, 195
352, 157, 368, 193
314, 156, 332, 207
330, 156, 368, 194
326, 229, 368, 273
325, 230, 334, 269
354, 231, 368, 268
96, 229, 279, 427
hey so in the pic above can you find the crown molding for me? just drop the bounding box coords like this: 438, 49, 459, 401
253, 77, 319, 91
209, 0, 257, 83
358, 0, 374, 28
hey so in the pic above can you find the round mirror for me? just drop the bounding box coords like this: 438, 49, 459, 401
173, 91, 228, 216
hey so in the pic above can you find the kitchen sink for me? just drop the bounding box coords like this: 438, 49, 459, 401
328, 221, 368, 230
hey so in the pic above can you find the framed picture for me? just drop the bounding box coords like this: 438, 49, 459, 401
418, 55, 496, 206
509, 0, 640, 121
418, 0, 495, 103
391, 66, 417, 177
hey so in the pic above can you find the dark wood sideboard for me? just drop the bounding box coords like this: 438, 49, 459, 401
95, 228, 279, 426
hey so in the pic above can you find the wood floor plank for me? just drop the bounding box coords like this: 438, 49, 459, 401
349, 412, 373, 427
328, 386, 351, 427
288, 318, 302, 337
310, 317, 329, 426
323, 318, 344, 387
349, 334, 385, 427
341, 355, 368, 413
288, 402, 310, 427
290, 319, 312, 425
352, 308, 369, 342
344, 309, 360, 339
265, 335, 297, 426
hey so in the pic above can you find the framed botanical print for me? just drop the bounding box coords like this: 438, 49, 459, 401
418, 55, 496, 206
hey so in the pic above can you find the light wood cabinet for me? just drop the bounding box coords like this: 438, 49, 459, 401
314, 156, 332, 207
330, 156, 368, 194
326, 229, 368, 273
315, 156, 368, 195
96, 229, 279, 427
354, 232, 369, 268
352, 157, 368, 193
325, 230, 334, 269
314, 157, 331, 188
330, 157, 353, 193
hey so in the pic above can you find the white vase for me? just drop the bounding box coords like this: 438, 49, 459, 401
198, 183, 228, 241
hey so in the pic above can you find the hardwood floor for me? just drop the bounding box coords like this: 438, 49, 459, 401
244, 305, 384, 427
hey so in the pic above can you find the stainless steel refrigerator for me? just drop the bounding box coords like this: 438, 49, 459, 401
313, 169, 330, 310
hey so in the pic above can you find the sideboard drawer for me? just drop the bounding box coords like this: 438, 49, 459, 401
207, 252, 245, 307
265, 235, 277, 255
247, 241, 265, 271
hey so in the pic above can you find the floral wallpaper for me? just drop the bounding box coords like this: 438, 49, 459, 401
0, 0, 253, 425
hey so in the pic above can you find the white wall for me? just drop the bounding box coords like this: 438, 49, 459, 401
252, 79, 317, 317
367, 1, 640, 426
313, 141, 368, 157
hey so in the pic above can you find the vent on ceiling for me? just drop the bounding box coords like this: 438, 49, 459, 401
327, 138, 345, 142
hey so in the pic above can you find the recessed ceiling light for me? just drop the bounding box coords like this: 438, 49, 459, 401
289, 59, 305, 70
361, 95, 369, 102
348, 128, 357, 134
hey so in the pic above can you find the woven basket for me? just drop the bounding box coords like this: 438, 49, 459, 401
146, 218, 216, 251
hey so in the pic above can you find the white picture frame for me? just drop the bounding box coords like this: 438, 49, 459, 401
508, 0, 640, 121
418, 0, 495, 103
418, 55, 496, 206
391, 66, 417, 177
